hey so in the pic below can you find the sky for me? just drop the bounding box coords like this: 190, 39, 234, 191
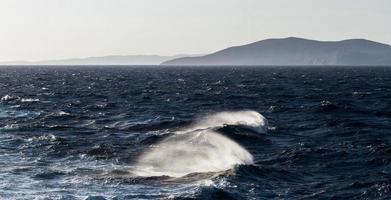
0, 0, 390, 62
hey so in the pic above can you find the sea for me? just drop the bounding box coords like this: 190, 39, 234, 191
0, 66, 390, 199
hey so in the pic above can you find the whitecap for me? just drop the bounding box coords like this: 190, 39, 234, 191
0, 124, 19, 130
1, 94, 18, 101
178, 110, 268, 134
53, 111, 70, 116
58, 111, 70, 116
27, 134, 57, 142
133, 110, 268, 177
20, 98, 40, 103
1, 95, 12, 101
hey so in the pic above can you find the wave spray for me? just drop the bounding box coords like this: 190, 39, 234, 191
133, 110, 267, 177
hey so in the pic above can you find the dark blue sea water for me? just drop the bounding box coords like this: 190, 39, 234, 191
1, 66, 391, 199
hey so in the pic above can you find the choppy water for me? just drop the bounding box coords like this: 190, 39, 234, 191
1, 66, 391, 199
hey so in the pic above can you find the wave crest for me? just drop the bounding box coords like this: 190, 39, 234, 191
133, 110, 268, 177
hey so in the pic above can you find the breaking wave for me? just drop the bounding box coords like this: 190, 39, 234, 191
133, 110, 268, 177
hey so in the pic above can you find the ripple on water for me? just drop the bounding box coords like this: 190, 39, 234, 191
0, 106, 41, 119
1, 67, 391, 199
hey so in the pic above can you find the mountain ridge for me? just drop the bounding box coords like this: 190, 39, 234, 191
0, 54, 202, 66
162, 37, 391, 66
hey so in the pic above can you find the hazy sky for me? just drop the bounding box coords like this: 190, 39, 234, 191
1, 0, 390, 61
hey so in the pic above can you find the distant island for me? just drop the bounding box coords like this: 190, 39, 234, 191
162, 37, 391, 66
3, 37, 391, 66
0, 55, 201, 66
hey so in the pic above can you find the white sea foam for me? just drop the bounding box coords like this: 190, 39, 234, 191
56, 111, 70, 116
0, 124, 19, 130
178, 110, 268, 134
1, 95, 13, 101
20, 98, 40, 103
133, 110, 268, 177
27, 134, 57, 142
